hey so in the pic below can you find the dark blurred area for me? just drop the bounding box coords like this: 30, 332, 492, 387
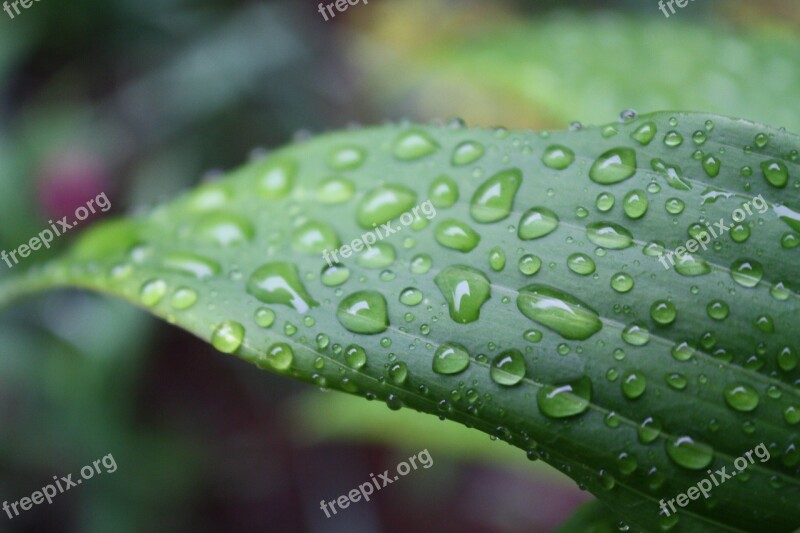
0, 0, 798, 531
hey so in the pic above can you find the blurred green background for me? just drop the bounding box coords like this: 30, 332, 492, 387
0, 0, 798, 531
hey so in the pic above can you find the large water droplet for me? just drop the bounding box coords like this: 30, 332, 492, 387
623, 189, 649, 219
761, 160, 789, 188
537, 376, 592, 418
723, 383, 760, 412
434, 265, 491, 324
344, 344, 367, 369
317, 177, 355, 204
140, 279, 168, 306
630, 122, 656, 145
435, 220, 480, 252
162, 252, 221, 279
621, 371, 647, 399
567, 253, 596, 276
470, 168, 522, 223
589, 148, 637, 185
542, 145, 575, 170
433, 342, 471, 375
254, 157, 297, 199
337, 291, 389, 334
393, 129, 440, 160
321, 263, 350, 286
260, 342, 293, 371
517, 285, 602, 341
171, 287, 198, 310
247, 262, 319, 313
429, 175, 459, 208
292, 220, 340, 254
490, 349, 526, 386
730, 259, 763, 288
518, 207, 559, 240
328, 145, 366, 170
452, 140, 485, 166
586, 222, 634, 249
665, 436, 713, 470
357, 242, 397, 269
356, 185, 418, 229
193, 212, 254, 247
211, 321, 245, 354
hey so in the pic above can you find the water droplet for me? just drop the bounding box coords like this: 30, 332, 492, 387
161, 252, 221, 279
254, 307, 276, 328
761, 160, 789, 188
610, 272, 634, 293
490, 349, 526, 386
193, 212, 255, 247
650, 300, 677, 325
519, 254, 542, 276
260, 342, 293, 371
356, 185, 418, 228
433, 342, 471, 375
337, 291, 389, 334
785, 406, 800, 425
171, 288, 198, 310
317, 177, 355, 204
211, 321, 245, 354
542, 145, 575, 170
674, 254, 711, 277
248, 263, 318, 314
489, 247, 506, 272
692, 130, 708, 145
778, 346, 798, 371
517, 285, 602, 341
724, 384, 760, 412
452, 140, 485, 166
567, 253, 596, 276
357, 242, 397, 269
435, 265, 491, 324
537, 376, 592, 418
617, 452, 638, 475
730, 222, 751, 243
638, 417, 662, 444
651, 159, 692, 190
623, 189, 649, 219
586, 222, 634, 249
410, 254, 432, 274
389, 362, 409, 384
328, 145, 366, 170
321, 263, 350, 287
399, 287, 424, 306
622, 322, 650, 346
665, 198, 685, 215
702, 155, 721, 178
344, 344, 367, 369
254, 157, 296, 199
518, 207, 559, 240
292, 220, 340, 254
664, 131, 684, 147
429, 175, 459, 208
393, 129, 440, 160
706, 300, 729, 321
730, 259, 763, 288
470, 168, 522, 223
665, 373, 688, 390
140, 279, 168, 306
621, 370, 647, 399
665, 436, 713, 470
630, 122, 656, 145
589, 148, 637, 185
435, 220, 480, 252
595, 192, 615, 212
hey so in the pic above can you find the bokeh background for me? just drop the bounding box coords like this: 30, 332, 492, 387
1, 0, 798, 531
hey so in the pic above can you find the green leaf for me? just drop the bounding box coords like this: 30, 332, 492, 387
558, 499, 622, 533
1, 112, 799, 531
